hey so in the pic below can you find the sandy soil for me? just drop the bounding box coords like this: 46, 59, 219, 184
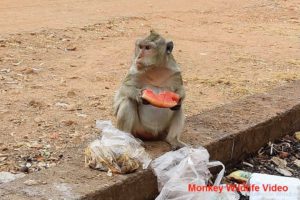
0, 0, 299, 172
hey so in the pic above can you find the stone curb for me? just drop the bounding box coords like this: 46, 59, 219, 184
1, 81, 300, 200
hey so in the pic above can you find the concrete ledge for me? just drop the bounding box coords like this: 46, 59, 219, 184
1, 81, 300, 200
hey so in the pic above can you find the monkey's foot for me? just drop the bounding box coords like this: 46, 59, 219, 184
167, 140, 187, 150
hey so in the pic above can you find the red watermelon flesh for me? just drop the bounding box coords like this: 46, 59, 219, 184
142, 89, 180, 108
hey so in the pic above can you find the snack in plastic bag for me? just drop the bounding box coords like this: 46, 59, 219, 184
85, 120, 151, 174
226, 170, 252, 183
151, 147, 239, 200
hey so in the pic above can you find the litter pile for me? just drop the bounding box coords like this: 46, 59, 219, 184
227, 132, 300, 178
85, 124, 300, 199
224, 132, 300, 199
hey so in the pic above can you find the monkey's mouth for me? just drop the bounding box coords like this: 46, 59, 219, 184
136, 60, 143, 68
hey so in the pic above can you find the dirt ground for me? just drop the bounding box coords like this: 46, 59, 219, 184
0, 0, 299, 172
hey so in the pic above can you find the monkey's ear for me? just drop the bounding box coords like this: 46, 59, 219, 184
135, 38, 143, 45
166, 41, 173, 54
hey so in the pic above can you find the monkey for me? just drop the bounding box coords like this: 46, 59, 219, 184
113, 30, 186, 150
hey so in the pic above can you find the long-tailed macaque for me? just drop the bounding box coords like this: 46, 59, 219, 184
113, 30, 186, 149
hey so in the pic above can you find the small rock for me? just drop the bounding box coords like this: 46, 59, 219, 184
34, 117, 45, 123
35, 155, 45, 162
23, 68, 37, 75
0, 68, 11, 73
60, 79, 67, 86
76, 113, 87, 118
107, 170, 112, 177
24, 179, 39, 186
55, 102, 70, 109
12, 61, 22, 66
14, 142, 25, 148
2, 147, 8, 151
25, 163, 32, 168
290, 156, 297, 161
49, 132, 59, 139
29, 100, 43, 108
62, 120, 76, 126
49, 157, 58, 161
293, 159, 300, 168
0, 157, 7, 162
49, 163, 56, 168
66, 44, 77, 51
67, 90, 76, 97
19, 166, 29, 173
38, 162, 47, 168
28, 142, 43, 149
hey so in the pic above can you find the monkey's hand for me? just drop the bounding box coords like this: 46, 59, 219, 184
169, 84, 185, 111
135, 88, 144, 104
140, 89, 151, 105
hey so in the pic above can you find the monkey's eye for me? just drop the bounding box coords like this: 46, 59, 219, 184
145, 45, 151, 50
138, 44, 143, 49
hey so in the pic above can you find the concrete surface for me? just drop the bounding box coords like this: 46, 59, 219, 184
1, 81, 300, 200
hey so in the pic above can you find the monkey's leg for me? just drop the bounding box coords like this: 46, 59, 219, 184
116, 98, 140, 133
165, 109, 187, 150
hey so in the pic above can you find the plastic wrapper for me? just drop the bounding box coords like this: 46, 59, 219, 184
85, 120, 151, 174
151, 147, 239, 200
226, 170, 252, 183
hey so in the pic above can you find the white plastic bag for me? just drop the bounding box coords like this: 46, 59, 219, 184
249, 173, 300, 200
152, 147, 239, 200
85, 120, 151, 174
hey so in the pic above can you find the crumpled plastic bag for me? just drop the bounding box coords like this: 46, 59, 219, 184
151, 147, 239, 200
85, 120, 151, 174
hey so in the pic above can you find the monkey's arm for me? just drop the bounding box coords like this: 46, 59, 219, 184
170, 86, 185, 111
118, 74, 143, 102
113, 74, 143, 116
118, 85, 142, 102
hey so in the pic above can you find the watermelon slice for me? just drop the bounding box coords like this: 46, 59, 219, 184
141, 89, 180, 108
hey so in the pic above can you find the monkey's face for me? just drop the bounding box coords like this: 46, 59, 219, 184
134, 31, 174, 70
135, 40, 161, 70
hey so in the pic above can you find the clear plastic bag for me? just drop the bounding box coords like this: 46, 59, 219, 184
85, 120, 151, 174
152, 147, 239, 200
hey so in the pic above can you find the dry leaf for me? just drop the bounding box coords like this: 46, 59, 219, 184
275, 167, 292, 176
271, 157, 287, 168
